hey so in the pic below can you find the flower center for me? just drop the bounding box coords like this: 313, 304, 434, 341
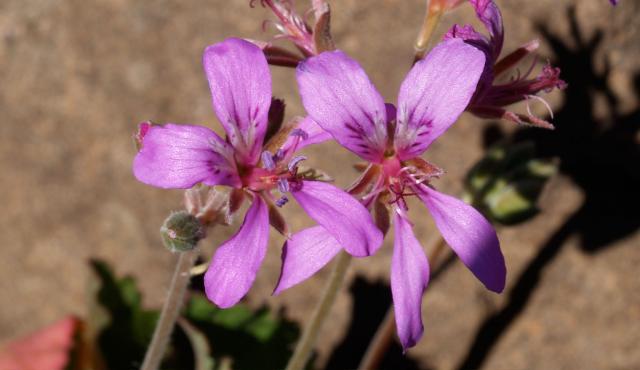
361, 156, 444, 211
242, 150, 306, 207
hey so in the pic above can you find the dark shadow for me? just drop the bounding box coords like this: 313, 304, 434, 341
457, 6, 640, 370
325, 254, 456, 370
323, 277, 423, 370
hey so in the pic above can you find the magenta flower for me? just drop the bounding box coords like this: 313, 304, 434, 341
273, 39, 506, 349
445, 0, 566, 128
133, 38, 382, 308
610, 0, 618, 5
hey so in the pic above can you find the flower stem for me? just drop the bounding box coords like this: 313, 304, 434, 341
140, 249, 198, 370
285, 251, 352, 370
357, 236, 447, 370
414, 0, 444, 61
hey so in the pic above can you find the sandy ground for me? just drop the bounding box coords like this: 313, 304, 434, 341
1, 0, 639, 369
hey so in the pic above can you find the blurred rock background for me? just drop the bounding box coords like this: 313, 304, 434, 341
0, 0, 638, 369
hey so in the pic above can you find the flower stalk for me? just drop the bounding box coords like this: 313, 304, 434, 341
285, 251, 352, 370
414, 0, 464, 60
414, 4, 443, 60
140, 249, 198, 370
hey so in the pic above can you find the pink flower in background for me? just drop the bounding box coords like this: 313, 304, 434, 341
610, 0, 618, 5
446, 0, 566, 128
274, 39, 506, 349
0, 317, 77, 370
133, 38, 382, 308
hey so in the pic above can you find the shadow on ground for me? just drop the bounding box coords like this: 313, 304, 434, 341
325, 253, 456, 370
456, 6, 640, 370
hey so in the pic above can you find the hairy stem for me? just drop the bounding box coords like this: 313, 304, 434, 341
357, 236, 447, 370
285, 251, 352, 370
140, 249, 198, 370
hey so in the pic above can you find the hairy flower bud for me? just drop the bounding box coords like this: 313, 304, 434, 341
160, 211, 205, 252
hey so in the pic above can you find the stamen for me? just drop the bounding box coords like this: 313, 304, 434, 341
408, 173, 431, 185
394, 207, 414, 225
290, 128, 309, 140
275, 196, 289, 207
398, 166, 417, 175
288, 155, 307, 172
394, 201, 410, 218
278, 177, 290, 193
283, 128, 309, 158
525, 94, 554, 119
273, 149, 285, 163
262, 151, 276, 170
362, 183, 386, 202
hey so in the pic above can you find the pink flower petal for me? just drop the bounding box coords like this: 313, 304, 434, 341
273, 226, 342, 295
391, 213, 429, 350
395, 39, 485, 160
417, 185, 506, 292
469, 0, 504, 60
133, 123, 240, 189
205, 196, 270, 308
203, 38, 272, 165
296, 50, 388, 163
292, 181, 383, 257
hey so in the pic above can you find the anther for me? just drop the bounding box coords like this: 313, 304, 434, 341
262, 151, 276, 170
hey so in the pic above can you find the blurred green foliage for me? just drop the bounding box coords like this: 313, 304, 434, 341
464, 141, 557, 225
83, 260, 300, 370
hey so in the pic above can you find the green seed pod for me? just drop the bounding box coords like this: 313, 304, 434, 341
160, 211, 204, 252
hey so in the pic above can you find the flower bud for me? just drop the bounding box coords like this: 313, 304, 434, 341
133, 121, 153, 151
160, 211, 204, 252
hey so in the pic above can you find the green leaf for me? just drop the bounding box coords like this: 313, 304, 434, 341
185, 295, 301, 370
90, 260, 160, 369
88, 260, 302, 370
465, 141, 557, 226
